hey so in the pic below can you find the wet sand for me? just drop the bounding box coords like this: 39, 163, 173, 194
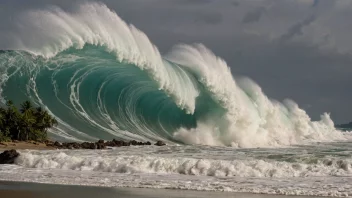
0, 181, 331, 198
0, 141, 55, 151
0, 190, 38, 198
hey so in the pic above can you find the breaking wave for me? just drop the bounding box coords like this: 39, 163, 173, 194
0, 2, 345, 147
15, 150, 352, 177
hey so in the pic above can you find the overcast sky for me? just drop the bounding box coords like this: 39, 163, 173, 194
0, 0, 351, 123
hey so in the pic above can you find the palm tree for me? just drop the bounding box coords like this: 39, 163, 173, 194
33, 106, 58, 140
0, 100, 58, 141
33, 107, 47, 140
5, 100, 21, 140
20, 101, 33, 114
6, 100, 13, 107
0, 107, 6, 140
0, 107, 5, 128
20, 101, 36, 141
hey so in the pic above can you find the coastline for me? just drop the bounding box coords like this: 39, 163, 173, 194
0, 139, 166, 151
0, 181, 331, 198
0, 141, 55, 151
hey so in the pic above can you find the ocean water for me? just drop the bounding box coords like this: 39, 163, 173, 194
0, 2, 351, 197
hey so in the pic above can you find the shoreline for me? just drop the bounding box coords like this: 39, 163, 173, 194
0, 139, 167, 164
0, 139, 166, 151
0, 141, 55, 151
0, 180, 331, 198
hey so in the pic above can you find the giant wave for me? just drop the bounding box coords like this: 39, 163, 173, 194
0, 3, 345, 147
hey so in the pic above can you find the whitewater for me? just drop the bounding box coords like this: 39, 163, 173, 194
0, 2, 351, 197
1, 142, 352, 197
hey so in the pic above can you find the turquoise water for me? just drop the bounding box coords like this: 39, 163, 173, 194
0, 46, 212, 142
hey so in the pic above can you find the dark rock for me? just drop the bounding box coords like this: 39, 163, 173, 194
111, 139, 121, 147
43, 139, 157, 150
61, 143, 68, 149
61, 142, 81, 149
97, 140, 105, 144
71, 142, 81, 149
0, 150, 20, 164
95, 140, 106, 149
96, 142, 106, 149
45, 140, 54, 147
130, 140, 137, 146
89, 143, 97, 149
154, 141, 166, 146
61, 142, 67, 149
115, 140, 123, 147
54, 141, 62, 147
105, 141, 116, 147
81, 142, 91, 149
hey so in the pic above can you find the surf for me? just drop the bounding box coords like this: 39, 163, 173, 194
0, 2, 345, 147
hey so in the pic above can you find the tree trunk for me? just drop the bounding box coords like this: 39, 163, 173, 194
26, 129, 29, 141
17, 130, 21, 140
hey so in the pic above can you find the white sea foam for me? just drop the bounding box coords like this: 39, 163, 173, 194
168, 44, 345, 147
15, 150, 351, 178
0, 143, 351, 197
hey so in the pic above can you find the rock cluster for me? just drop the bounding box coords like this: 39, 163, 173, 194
0, 149, 19, 164
0, 140, 167, 164
45, 139, 166, 149
155, 141, 166, 146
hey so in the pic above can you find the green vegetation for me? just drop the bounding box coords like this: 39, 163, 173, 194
0, 100, 58, 142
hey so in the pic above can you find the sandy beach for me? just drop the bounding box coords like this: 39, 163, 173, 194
0, 141, 55, 151
0, 181, 330, 198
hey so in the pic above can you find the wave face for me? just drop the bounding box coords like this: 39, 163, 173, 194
0, 3, 345, 147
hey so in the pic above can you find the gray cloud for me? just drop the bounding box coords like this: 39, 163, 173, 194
232, 1, 240, 7
242, 7, 265, 24
194, 12, 223, 24
172, 0, 213, 5
312, 0, 319, 7
278, 15, 316, 43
